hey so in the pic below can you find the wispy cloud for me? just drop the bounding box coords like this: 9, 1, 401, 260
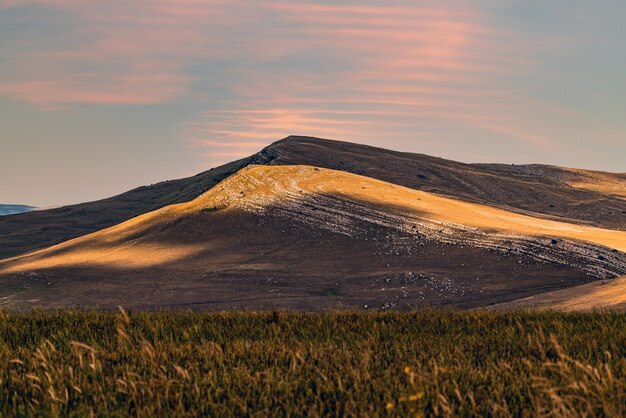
0, 0, 590, 166
177, 1, 560, 164
3, 0, 625, 207
0, 0, 228, 106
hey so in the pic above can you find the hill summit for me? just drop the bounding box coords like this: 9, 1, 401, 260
0, 136, 624, 259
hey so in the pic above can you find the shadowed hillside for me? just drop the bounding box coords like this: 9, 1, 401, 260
0, 157, 259, 259
1, 165, 624, 311
0, 136, 623, 259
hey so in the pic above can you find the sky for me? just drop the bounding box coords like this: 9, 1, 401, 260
1, 0, 625, 207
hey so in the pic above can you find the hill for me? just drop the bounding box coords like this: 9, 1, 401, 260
0, 136, 623, 259
1, 165, 624, 311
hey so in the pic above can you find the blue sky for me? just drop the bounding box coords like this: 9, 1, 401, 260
1, 0, 625, 206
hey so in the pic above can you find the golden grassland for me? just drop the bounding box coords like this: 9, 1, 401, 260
1, 309, 626, 417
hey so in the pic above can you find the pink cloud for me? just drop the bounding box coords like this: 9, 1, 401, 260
0, 73, 186, 107
183, 108, 366, 165
178, 2, 555, 161
2, 0, 573, 163
1, 0, 230, 107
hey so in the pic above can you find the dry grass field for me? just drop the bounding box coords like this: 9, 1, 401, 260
1, 309, 626, 417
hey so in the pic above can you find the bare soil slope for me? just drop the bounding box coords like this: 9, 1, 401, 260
1, 165, 624, 311
1, 136, 623, 259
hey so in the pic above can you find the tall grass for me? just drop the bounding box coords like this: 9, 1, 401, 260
1, 309, 625, 417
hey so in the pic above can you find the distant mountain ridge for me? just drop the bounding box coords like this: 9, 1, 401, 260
0, 205, 35, 216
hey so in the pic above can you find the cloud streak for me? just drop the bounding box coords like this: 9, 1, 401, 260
177, 1, 561, 163
0, 0, 229, 106
2, 0, 620, 171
